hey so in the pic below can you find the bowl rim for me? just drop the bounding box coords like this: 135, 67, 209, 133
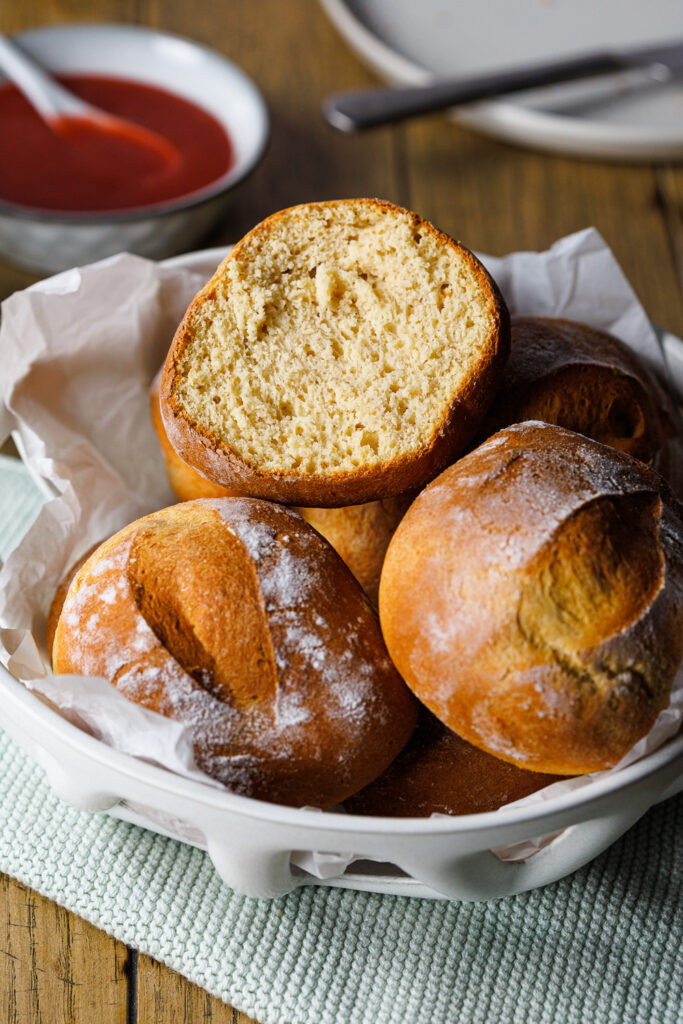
3, 659, 682, 836
0, 22, 269, 223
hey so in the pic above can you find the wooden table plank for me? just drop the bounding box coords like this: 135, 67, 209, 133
137, 953, 257, 1024
0, 874, 129, 1024
0, 265, 39, 304
0, 0, 136, 33
657, 167, 683, 298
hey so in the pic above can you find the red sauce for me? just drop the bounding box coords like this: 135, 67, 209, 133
0, 75, 234, 213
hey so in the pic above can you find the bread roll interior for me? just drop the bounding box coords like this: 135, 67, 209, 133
173, 202, 495, 475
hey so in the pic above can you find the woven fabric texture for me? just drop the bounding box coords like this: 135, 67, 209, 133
0, 459, 682, 1024
0, 455, 45, 561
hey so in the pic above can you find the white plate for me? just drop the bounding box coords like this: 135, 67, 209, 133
320, 0, 683, 161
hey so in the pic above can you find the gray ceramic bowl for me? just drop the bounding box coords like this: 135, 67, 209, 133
0, 24, 268, 273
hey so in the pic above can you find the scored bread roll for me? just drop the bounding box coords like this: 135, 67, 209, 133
481, 317, 676, 472
345, 707, 563, 817
379, 422, 683, 776
160, 199, 509, 507
46, 542, 100, 659
51, 498, 418, 808
149, 371, 410, 606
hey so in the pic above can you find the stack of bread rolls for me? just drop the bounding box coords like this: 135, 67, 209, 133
50, 199, 683, 816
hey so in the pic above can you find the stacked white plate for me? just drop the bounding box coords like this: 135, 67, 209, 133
321, 0, 683, 160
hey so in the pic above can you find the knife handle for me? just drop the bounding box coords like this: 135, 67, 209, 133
324, 51, 626, 132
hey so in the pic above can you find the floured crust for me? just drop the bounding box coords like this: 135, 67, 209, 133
46, 542, 99, 659
51, 498, 417, 808
345, 707, 563, 817
379, 422, 683, 775
160, 199, 510, 506
481, 317, 676, 471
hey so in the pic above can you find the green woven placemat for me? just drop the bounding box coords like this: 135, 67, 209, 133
0, 454, 45, 561
0, 458, 681, 1024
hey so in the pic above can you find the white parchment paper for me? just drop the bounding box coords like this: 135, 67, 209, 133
0, 230, 681, 875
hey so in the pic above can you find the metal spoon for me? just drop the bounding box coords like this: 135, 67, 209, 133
0, 33, 178, 163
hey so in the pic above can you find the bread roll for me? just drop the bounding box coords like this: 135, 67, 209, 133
345, 707, 563, 817
150, 372, 410, 606
46, 543, 100, 659
150, 370, 235, 501
379, 422, 683, 776
160, 199, 509, 507
298, 497, 412, 608
51, 498, 418, 807
481, 317, 676, 472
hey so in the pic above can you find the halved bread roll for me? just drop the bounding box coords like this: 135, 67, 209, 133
150, 370, 235, 502
160, 199, 509, 506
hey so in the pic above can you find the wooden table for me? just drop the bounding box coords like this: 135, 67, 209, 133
0, 1, 681, 1021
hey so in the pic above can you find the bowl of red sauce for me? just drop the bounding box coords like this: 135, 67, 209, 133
0, 24, 268, 273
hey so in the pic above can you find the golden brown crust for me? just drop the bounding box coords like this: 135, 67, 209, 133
298, 494, 413, 608
127, 507, 279, 709
51, 498, 418, 808
481, 317, 676, 469
46, 543, 100, 660
160, 199, 510, 507
345, 707, 564, 817
379, 422, 683, 776
150, 371, 234, 502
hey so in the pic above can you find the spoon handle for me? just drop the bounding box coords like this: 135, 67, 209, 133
0, 34, 87, 121
323, 51, 629, 131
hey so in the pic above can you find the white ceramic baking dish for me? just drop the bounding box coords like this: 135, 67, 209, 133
1, 247, 682, 902
2, 661, 683, 901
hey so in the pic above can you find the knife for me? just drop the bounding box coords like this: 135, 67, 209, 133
323, 39, 683, 132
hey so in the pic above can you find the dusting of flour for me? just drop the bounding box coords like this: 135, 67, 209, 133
58, 499, 397, 794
